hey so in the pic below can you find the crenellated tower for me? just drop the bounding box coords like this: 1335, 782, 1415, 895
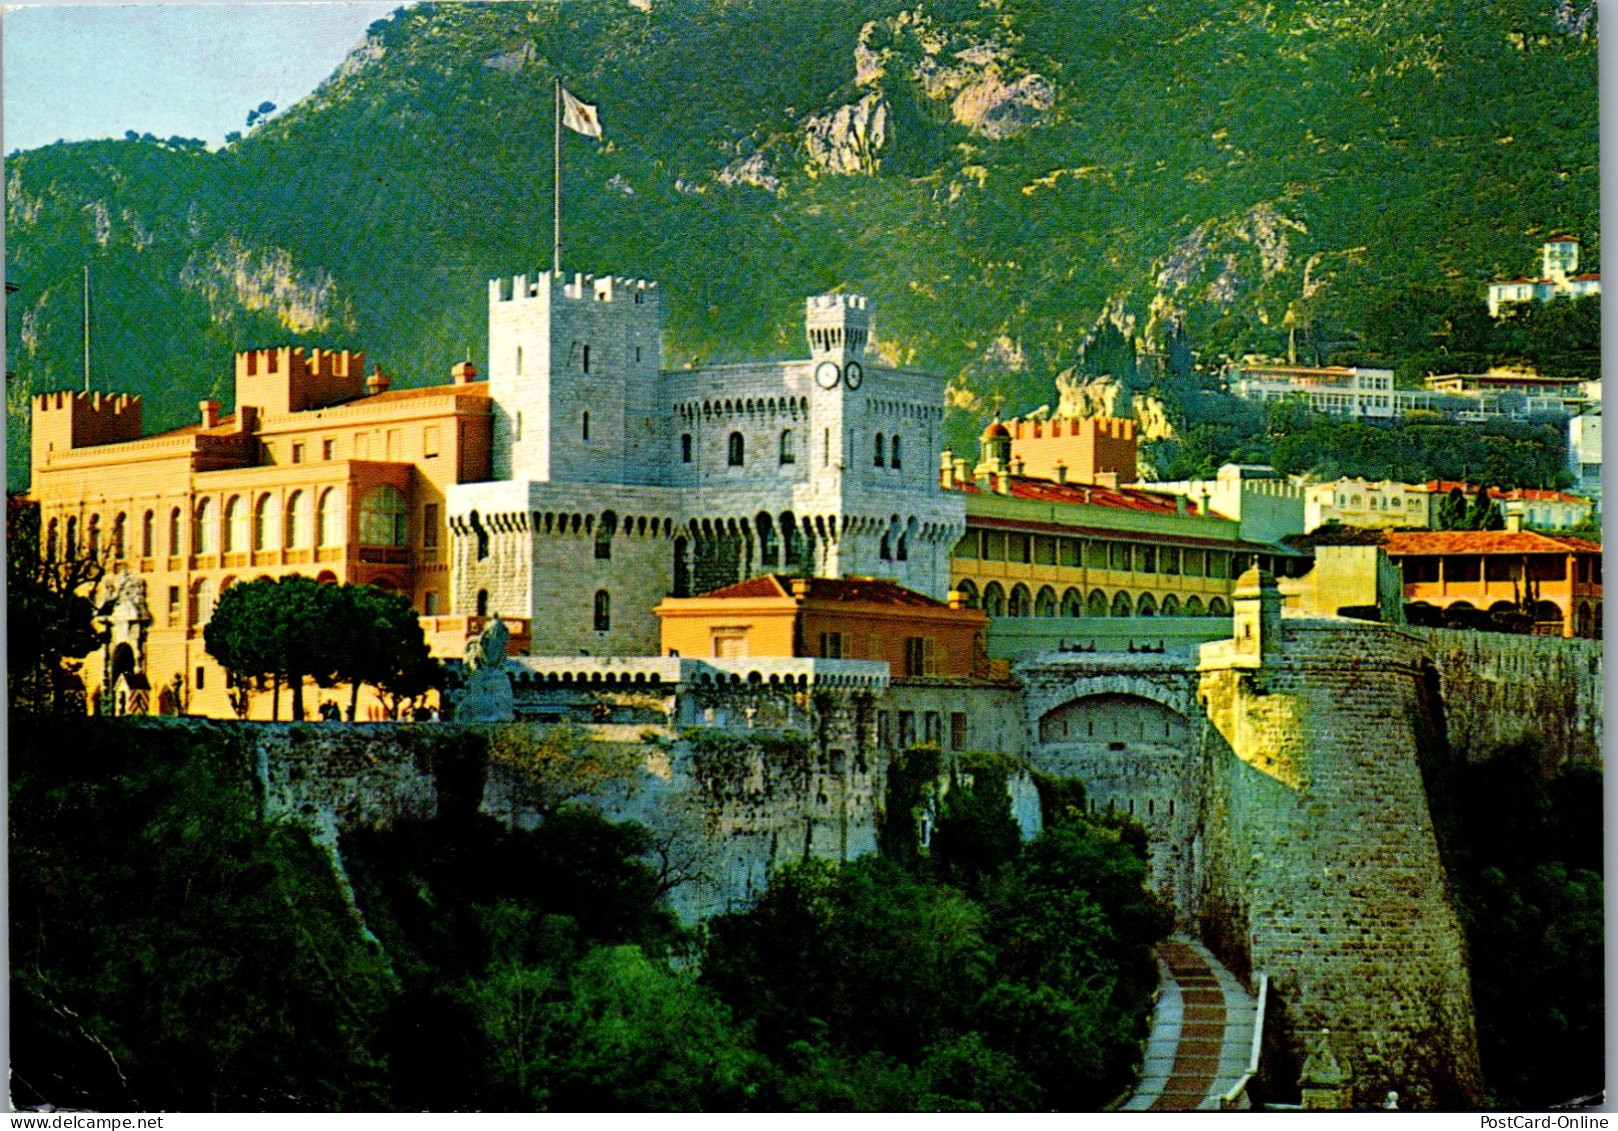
487, 270, 661, 484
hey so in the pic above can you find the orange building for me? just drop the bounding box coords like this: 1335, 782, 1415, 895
28, 347, 507, 717
1382, 529, 1602, 638
967, 414, 1138, 486
654, 574, 990, 677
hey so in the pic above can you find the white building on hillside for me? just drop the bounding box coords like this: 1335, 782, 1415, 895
1487, 236, 1601, 317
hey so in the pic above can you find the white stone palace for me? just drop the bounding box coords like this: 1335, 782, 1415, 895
448, 271, 965, 655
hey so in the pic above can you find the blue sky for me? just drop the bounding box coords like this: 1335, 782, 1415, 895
4, 2, 402, 153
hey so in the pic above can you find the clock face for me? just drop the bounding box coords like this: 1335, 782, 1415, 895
814, 360, 841, 389
844, 360, 864, 389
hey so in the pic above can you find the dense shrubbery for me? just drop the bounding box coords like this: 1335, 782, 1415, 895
1443, 744, 1604, 1109
12, 723, 1167, 1112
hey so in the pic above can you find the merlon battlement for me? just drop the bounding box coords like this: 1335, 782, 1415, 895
489, 271, 660, 305
1008, 415, 1137, 441
31, 390, 144, 463
234, 346, 368, 414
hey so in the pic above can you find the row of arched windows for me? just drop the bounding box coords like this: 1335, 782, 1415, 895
955, 578, 1230, 619
682, 430, 801, 468
45, 486, 411, 563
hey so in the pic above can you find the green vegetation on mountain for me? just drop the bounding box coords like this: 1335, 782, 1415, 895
5, 0, 1598, 487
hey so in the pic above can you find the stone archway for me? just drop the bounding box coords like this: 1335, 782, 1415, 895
1027, 670, 1201, 917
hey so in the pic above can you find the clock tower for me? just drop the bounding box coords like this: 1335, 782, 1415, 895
806, 293, 869, 391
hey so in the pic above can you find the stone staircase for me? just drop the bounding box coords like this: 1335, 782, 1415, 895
1121, 935, 1261, 1112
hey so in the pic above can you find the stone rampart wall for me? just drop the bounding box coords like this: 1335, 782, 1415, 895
1411, 626, 1602, 762
1195, 622, 1483, 1109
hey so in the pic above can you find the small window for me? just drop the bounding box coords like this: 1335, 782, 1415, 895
141, 511, 155, 557
291, 442, 305, 464
681, 434, 693, 463
891, 435, 902, 470
780, 429, 795, 465
423, 503, 440, 549
819, 632, 844, 659
593, 589, 611, 631
582, 411, 590, 441
874, 433, 886, 468
728, 431, 744, 467
323, 438, 336, 460
476, 589, 489, 617
424, 592, 439, 615
582, 344, 591, 373
424, 426, 440, 458
950, 712, 967, 751
195, 666, 206, 691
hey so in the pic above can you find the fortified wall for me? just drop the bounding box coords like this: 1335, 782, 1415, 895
129, 588, 1598, 1109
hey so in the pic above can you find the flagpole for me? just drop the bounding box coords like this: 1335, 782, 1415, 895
553, 76, 563, 277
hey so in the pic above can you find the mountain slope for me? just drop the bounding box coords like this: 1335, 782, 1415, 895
5, 0, 1598, 487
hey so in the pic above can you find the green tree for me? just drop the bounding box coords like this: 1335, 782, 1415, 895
204, 576, 339, 720
335, 584, 440, 720
6, 494, 104, 714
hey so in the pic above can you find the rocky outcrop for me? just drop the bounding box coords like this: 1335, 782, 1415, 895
949, 71, 1055, 140
180, 235, 354, 335
854, 13, 1055, 139
717, 152, 781, 193
802, 92, 888, 176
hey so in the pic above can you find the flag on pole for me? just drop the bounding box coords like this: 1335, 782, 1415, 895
560, 87, 602, 138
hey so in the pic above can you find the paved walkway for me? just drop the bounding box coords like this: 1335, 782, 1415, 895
1121, 935, 1259, 1112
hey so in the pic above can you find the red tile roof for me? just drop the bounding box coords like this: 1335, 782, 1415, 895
694, 574, 951, 608
1382, 530, 1601, 556
951, 474, 1199, 515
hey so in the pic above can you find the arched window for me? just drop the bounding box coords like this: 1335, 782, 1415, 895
1035, 586, 1057, 617
193, 500, 216, 554
360, 486, 408, 546
1184, 595, 1205, 616
874, 433, 886, 467
1207, 597, 1229, 616
955, 579, 979, 609
596, 511, 616, 560
253, 493, 281, 551
890, 434, 902, 470
285, 491, 307, 549
896, 533, 908, 561
728, 431, 745, 467
879, 532, 892, 561
983, 581, 1006, 617
594, 590, 611, 631
45, 518, 58, 561
1061, 587, 1083, 617
110, 513, 126, 559
169, 508, 182, 556
780, 430, 795, 465
1161, 594, 1181, 616
1137, 592, 1158, 617
66, 517, 78, 555
190, 578, 214, 627
223, 496, 247, 553
141, 511, 155, 558
1087, 589, 1110, 617
476, 589, 489, 617
317, 489, 341, 548
1009, 584, 1032, 617
1112, 591, 1134, 618
87, 515, 100, 558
